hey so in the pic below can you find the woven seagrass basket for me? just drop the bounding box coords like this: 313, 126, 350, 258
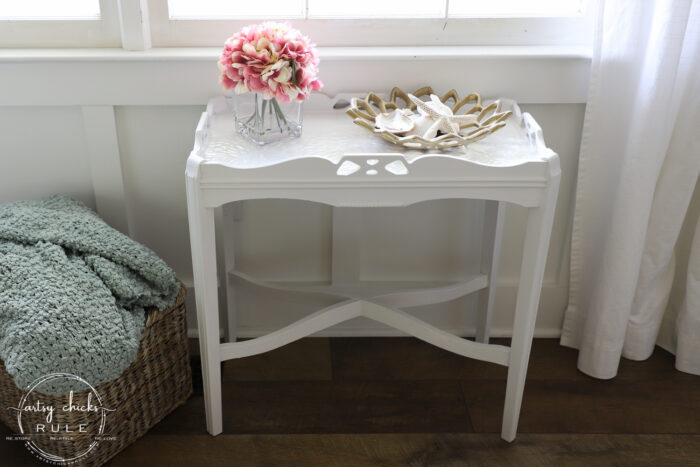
0, 283, 192, 466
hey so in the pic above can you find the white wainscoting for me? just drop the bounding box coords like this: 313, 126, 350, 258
0, 47, 588, 338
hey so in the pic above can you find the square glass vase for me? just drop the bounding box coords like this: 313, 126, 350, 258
233, 92, 303, 145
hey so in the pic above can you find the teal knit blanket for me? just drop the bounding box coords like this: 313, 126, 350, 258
0, 195, 179, 393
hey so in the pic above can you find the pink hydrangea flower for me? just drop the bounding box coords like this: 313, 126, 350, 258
218, 22, 323, 103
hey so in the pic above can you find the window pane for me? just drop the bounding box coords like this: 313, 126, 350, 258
0, 0, 100, 19
168, 0, 305, 19
308, 0, 446, 18
449, 0, 585, 17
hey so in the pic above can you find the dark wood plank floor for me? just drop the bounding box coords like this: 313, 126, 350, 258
1, 338, 698, 466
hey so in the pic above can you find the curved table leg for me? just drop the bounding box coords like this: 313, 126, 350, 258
477, 200, 505, 344
187, 180, 223, 436
222, 202, 238, 343
501, 180, 559, 442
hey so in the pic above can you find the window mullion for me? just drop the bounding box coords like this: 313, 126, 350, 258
117, 0, 152, 51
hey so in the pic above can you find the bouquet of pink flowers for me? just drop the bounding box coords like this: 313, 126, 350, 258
218, 22, 323, 103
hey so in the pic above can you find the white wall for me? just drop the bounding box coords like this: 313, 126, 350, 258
0, 48, 588, 338
0, 106, 95, 209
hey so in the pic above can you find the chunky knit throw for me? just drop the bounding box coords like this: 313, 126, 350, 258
0, 195, 179, 393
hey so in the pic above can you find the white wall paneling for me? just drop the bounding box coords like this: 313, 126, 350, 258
0, 48, 588, 338
115, 105, 205, 279
82, 106, 130, 234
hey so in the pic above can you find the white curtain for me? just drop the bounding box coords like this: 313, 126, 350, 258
560, 0, 700, 378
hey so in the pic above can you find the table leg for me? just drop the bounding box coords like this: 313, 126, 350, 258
476, 200, 505, 343
187, 193, 223, 436
501, 197, 557, 442
331, 207, 364, 285
222, 202, 238, 343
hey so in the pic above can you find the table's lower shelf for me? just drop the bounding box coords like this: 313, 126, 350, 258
223, 268, 507, 365
219, 288, 510, 367
228, 269, 489, 308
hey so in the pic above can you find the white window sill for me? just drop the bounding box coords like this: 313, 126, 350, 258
0, 45, 592, 62
0, 46, 592, 106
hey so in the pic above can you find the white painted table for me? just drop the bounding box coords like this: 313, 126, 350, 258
186, 95, 560, 442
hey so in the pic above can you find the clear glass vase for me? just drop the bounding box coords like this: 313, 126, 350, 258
233, 92, 303, 145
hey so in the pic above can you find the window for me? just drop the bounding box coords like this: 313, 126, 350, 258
307, 1, 446, 18
149, 0, 593, 47
0, 0, 101, 19
0, 0, 120, 47
164, 0, 585, 19
167, 0, 305, 19
0, 0, 593, 49
448, 0, 585, 18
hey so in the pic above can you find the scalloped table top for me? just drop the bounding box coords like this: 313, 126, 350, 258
198, 95, 553, 171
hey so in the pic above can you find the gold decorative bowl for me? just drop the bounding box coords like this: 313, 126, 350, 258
345, 86, 512, 150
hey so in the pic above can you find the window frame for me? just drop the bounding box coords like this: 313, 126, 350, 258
0, 0, 121, 48
0, 0, 595, 49
147, 0, 594, 48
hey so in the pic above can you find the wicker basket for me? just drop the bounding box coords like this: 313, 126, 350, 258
0, 284, 192, 466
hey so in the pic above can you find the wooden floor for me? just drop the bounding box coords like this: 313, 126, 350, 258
2, 338, 699, 465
